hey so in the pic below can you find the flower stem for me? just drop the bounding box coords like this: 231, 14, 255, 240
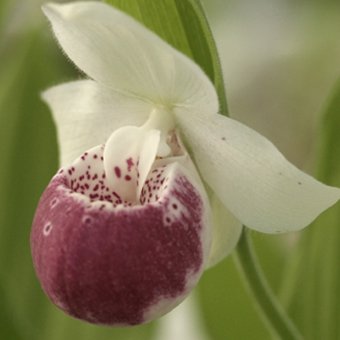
234, 228, 303, 340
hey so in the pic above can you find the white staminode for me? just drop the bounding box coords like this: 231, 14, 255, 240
103, 126, 160, 204
42, 1, 340, 267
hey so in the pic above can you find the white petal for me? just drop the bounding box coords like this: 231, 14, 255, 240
42, 2, 218, 114
206, 193, 242, 268
42, 80, 151, 166
176, 111, 340, 233
103, 125, 160, 203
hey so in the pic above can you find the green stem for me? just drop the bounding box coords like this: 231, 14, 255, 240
234, 228, 303, 340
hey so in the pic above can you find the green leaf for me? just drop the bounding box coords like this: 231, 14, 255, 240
318, 79, 340, 184
282, 80, 340, 339
197, 256, 270, 340
104, 0, 228, 115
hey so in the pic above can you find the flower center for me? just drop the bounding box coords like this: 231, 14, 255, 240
142, 107, 176, 157
63, 108, 181, 207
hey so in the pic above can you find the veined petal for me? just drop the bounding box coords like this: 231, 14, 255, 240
206, 193, 242, 268
42, 80, 151, 166
42, 2, 218, 114
176, 110, 340, 233
103, 125, 160, 203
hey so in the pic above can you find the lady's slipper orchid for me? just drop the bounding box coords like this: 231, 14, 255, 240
31, 1, 340, 326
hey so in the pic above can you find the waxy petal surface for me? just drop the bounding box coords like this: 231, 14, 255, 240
42, 2, 218, 114
42, 80, 151, 166
103, 125, 160, 203
31, 155, 211, 325
176, 110, 340, 233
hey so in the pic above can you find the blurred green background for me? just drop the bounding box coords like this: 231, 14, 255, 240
1, 0, 339, 339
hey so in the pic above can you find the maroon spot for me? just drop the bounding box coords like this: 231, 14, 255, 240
93, 185, 99, 192
43, 223, 52, 235
114, 167, 121, 178
93, 154, 98, 159
84, 217, 92, 224
112, 192, 121, 200
126, 157, 134, 172
125, 175, 132, 181
172, 204, 178, 209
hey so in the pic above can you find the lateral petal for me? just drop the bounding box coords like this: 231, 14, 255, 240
206, 193, 242, 268
176, 110, 340, 233
42, 80, 151, 166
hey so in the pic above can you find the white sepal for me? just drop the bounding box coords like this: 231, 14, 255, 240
176, 109, 340, 233
42, 2, 218, 115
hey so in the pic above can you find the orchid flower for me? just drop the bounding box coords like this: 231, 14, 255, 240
31, 1, 340, 327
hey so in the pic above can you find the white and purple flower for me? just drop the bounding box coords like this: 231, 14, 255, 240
31, 1, 340, 326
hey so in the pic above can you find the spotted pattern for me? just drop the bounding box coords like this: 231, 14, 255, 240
140, 166, 168, 204
64, 145, 172, 208
65, 145, 131, 207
